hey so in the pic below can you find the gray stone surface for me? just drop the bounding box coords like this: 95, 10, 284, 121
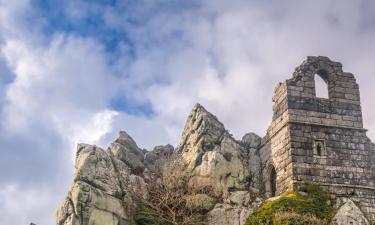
109, 131, 145, 175
259, 56, 375, 221
241, 133, 261, 149
176, 104, 254, 196
144, 144, 174, 170
56, 131, 155, 225
57, 56, 375, 225
56, 144, 132, 225
331, 199, 369, 225
207, 195, 262, 225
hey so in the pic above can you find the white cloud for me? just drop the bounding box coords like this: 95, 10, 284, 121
1, 34, 119, 135
64, 110, 119, 148
0, 3, 124, 224
122, 0, 375, 141
1, 0, 375, 225
0, 184, 59, 224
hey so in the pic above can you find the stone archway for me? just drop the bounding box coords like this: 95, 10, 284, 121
265, 164, 277, 197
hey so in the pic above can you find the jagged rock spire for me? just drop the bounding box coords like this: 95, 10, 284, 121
109, 131, 145, 175
177, 103, 225, 154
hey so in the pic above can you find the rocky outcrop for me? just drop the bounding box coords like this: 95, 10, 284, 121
57, 104, 264, 225
56, 144, 130, 225
207, 191, 263, 225
173, 104, 264, 225
57, 103, 374, 225
241, 133, 262, 191
56, 133, 150, 225
331, 199, 370, 225
144, 144, 173, 171
109, 131, 145, 175
176, 104, 259, 196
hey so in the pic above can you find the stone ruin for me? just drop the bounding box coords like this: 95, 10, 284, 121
56, 56, 375, 225
259, 56, 375, 221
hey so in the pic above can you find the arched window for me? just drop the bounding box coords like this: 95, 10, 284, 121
315, 74, 329, 99
266, 165, 277, 197
313, 140, 326, 157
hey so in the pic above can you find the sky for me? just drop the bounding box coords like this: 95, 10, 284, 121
0, 0, 375, 224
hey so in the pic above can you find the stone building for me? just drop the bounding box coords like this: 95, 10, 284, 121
259, 56, 375, 220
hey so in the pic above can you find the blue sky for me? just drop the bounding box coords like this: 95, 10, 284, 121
1, 0, 375, 224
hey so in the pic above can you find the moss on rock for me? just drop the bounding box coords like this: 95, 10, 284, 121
245, 185, 335, 225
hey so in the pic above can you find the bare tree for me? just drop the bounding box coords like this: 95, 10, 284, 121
134, 157, 208, 225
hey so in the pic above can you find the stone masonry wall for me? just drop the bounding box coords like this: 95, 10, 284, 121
259, 56, 375, 222
259, 82, 293, 196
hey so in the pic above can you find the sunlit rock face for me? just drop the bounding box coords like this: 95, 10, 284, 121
56, 104, 264, 225
57, 57, 375, 225
331, 199, 370, 225
176, 104, 261, 195
56, 144, 131, 225
174, 104, 264, 225
56, 135, 149, 225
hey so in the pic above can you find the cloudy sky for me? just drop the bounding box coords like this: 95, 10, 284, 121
0, 0, 375, 224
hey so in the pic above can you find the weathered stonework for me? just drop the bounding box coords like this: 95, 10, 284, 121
259, 56, 375, 222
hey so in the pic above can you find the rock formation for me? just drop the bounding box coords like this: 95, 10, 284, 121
174, 104, 264, 225
176, 104, 256, 194
56, 132, 156, 225
331, 199, 370, 225
57, 56, 375, 225
57, 104, 264, 225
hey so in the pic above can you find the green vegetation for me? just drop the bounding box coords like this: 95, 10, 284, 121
245, 185, 335, 225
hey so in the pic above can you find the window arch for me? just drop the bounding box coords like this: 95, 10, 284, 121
315, 74, 329, 99
266, 164, 277, 197
313, 140, 326, 157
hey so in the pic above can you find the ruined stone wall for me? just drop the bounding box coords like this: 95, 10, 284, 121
259, 56, 375, 221
289, 122, 375, 221
290, 123, 373, 187
259, 82, 293, 196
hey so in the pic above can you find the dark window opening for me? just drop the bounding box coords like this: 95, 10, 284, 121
270, 166, 277, 197
315, 74, 329, 99
313, 140, 326, 157
317, 143, 322, 156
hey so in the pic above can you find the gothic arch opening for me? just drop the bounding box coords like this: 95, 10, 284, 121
315, 74, 329, 99
266, 164, 277, 197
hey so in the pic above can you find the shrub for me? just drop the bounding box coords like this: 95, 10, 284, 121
185, 194, 215, 212
134, 157, 207, 225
